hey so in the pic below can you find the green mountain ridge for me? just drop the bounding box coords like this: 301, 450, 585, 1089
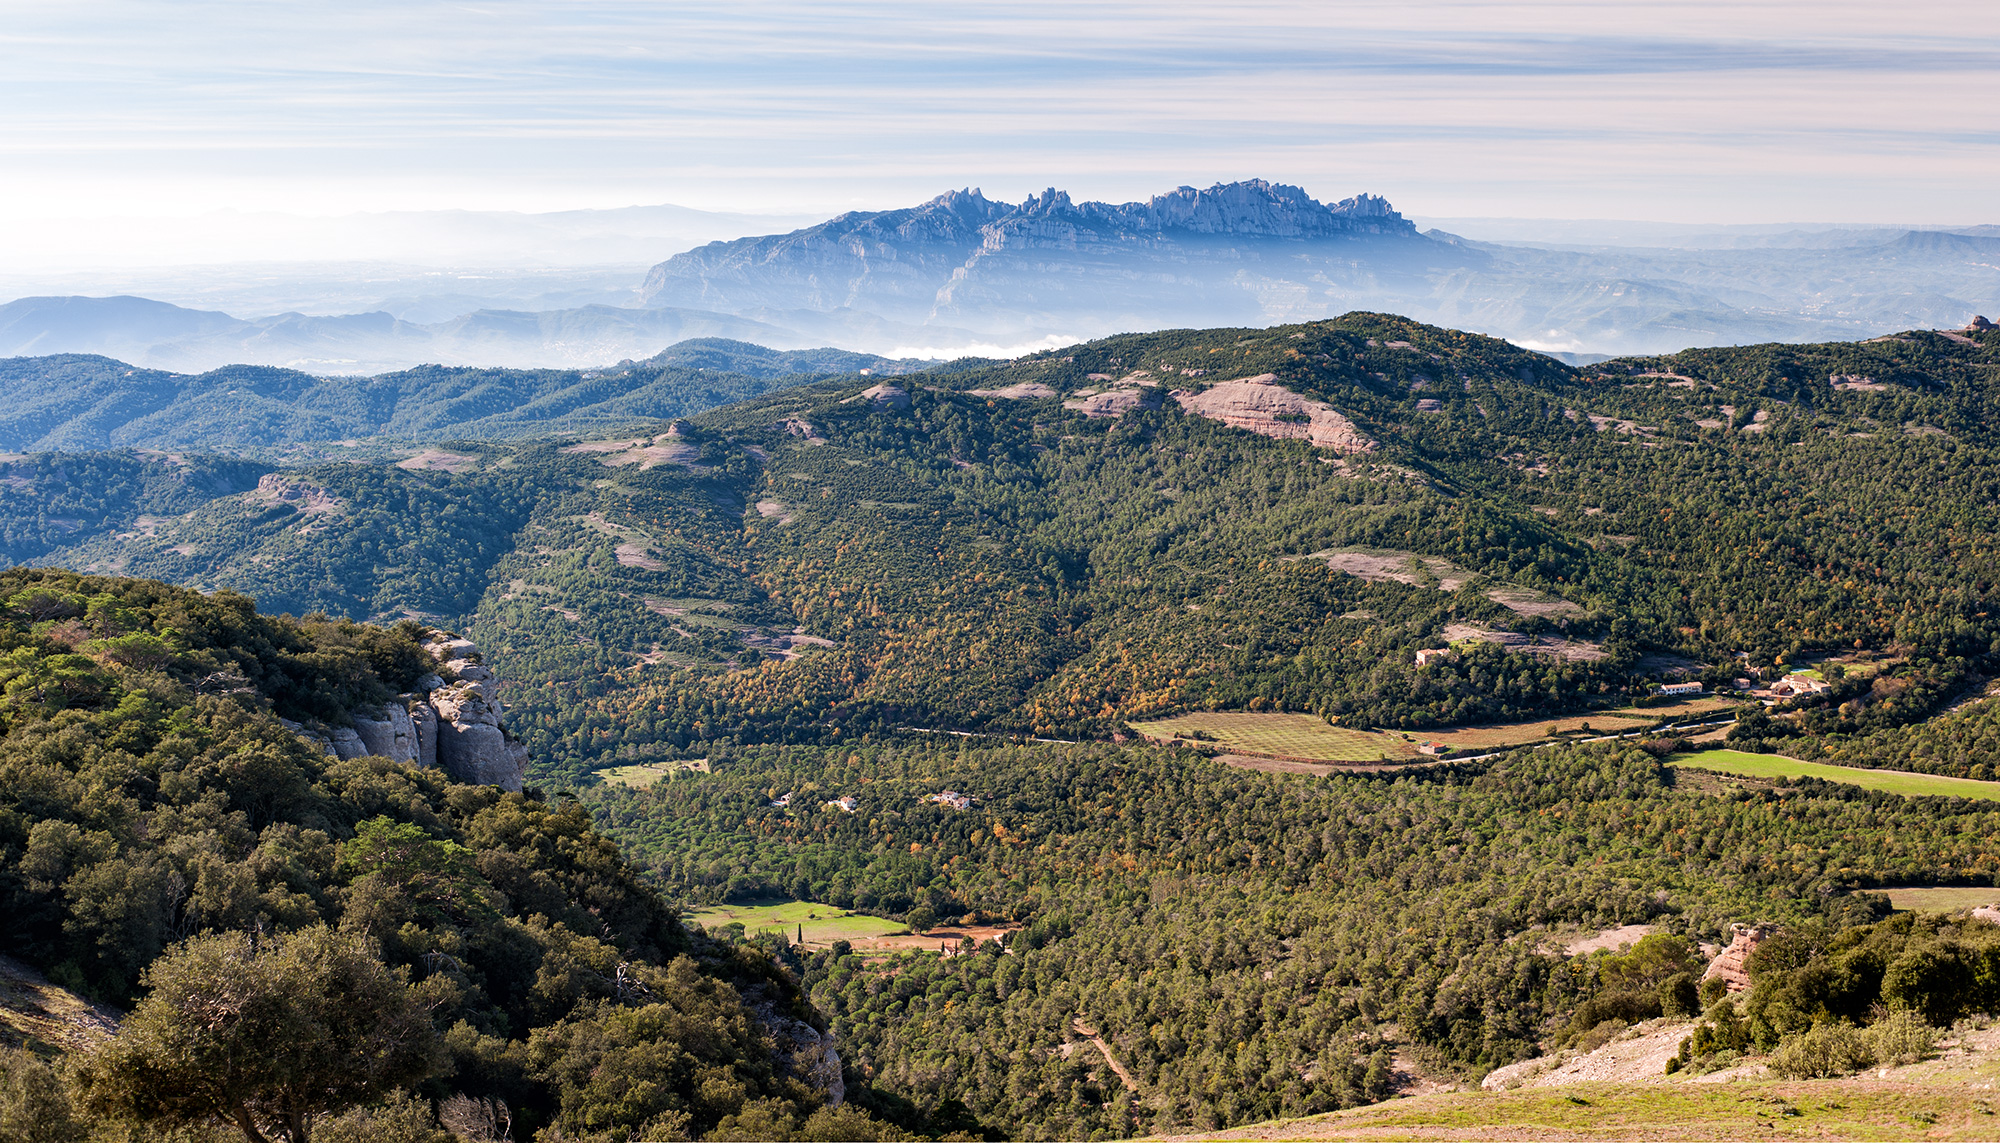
0, 336, 949, 460
8, 313, 2000, 782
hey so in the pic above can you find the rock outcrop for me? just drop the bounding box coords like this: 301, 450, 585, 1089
842, 383, 910, 411
1702, 923, 1773, 992
282, 629, 526, 792
421, 630, 529, 792
1172, 374, 1378, 453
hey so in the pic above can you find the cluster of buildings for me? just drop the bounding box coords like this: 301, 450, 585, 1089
925, 790, 976, 810
768, 792, 858, 812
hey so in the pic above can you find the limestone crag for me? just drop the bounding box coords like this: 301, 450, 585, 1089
281, 629, 525, 791
422, 630, 529, 792
352, 703, 419, 763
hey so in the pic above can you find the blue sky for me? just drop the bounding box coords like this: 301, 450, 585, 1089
2, 0, 1996, 225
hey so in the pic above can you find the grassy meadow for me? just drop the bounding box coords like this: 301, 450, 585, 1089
1882, 886, 2000, 911
596, 758, 710, 787
680, 900, 908, 947
1672, 749, 2000, 801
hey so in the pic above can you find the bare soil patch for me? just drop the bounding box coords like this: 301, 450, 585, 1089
0, 954, 120, 1052
396, 449, 481, 473
967, 381, 1058, 400
1560, 924, 1660, 956
615, 542, 667, 570
1064, 389, 1159, 418
1442, 624, 1606, 662
1483, 1019, 1700, 1091
842, 383, 910, 410
1485, 588, 1588, 619
565, 435, 702, 469
1296, 547, 1474, 591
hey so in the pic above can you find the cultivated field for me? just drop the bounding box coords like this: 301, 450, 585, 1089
1882, 886, 2000, 911
682, 900, 908, 947
1131, 697, 1741, 762
682, 900, 1016, 953
1129, 712, 1417, 761
596, 758, 709, 787
1672, 749, 2000, 801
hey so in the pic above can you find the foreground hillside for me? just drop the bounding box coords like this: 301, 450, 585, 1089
1178, 1075, 1999, 1141
0, 570, 917, 1141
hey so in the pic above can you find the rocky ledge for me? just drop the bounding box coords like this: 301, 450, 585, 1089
282, 628, 528, 791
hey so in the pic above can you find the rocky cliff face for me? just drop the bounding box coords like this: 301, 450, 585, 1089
281, 628, 527, 792
639, 181, 1451, 335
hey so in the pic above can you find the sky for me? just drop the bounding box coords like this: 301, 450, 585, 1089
2, 0, 1998, 235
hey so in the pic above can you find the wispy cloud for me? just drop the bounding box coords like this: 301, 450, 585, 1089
0, 1, 1994, 225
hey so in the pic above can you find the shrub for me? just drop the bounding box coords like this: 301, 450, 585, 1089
1660, 972, 1699, 1018
1866, 1010, 1938, 1067
1768, 1023, 1874, 1079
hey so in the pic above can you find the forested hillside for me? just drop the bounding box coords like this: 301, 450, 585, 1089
0, 570, 903, 1142
8, 313, 2000, 782
0, 340, 901, 456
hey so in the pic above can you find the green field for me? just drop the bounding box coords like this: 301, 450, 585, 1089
1672, 749, 2000, 801
680, 900, 907, 946
1130, 698, 1741, 762
1881, 886, 2000, 912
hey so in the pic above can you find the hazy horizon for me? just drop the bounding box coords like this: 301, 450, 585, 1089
3, 2, 1993, 368
4, 1, 1997, 232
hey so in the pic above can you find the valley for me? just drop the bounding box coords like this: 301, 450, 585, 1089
6, 312, 2000, 1140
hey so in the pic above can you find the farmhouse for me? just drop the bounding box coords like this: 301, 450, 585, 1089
925, 790, 975, 810
1414, 647, 1452, 667
1658, 681, 1704, 697
1768, 673, 1831, 698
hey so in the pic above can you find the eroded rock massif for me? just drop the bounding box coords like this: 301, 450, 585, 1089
282, 628, 527, 791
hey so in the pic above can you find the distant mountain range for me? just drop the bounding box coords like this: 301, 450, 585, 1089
2, 180, 1995, 371
639, 182, 1443, 332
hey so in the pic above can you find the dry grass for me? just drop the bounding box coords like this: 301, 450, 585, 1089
1165, 1078, 2000, 1141
597, 759, 710, 787
1881, 886, 2000, 911
1132, 698, 1741, 763
1131, 712, 1416, 762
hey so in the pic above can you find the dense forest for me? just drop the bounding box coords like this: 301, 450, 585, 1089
577, 736, 1993, 1137
0, 340, 888, 457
